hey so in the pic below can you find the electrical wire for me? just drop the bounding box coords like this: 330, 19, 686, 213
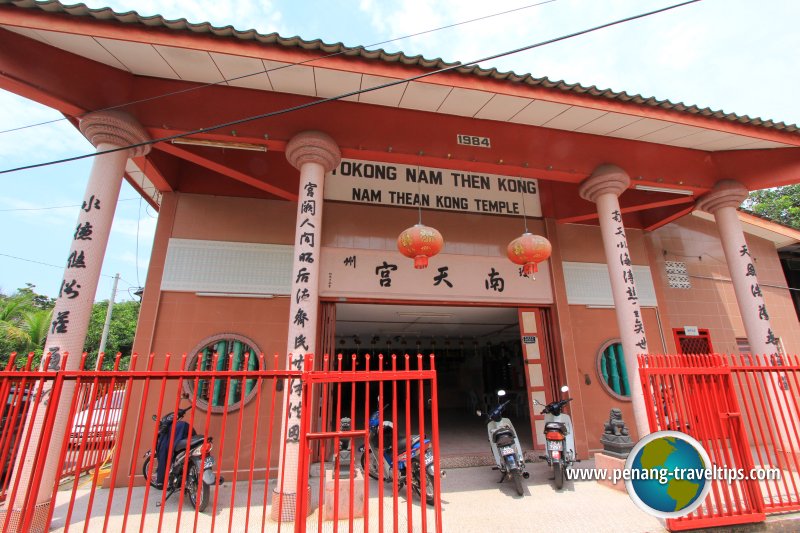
135, 196, 142, 289
0, 196, 142, 212
0, 0, 558, 135
0, 252, 117, 279
0, 0, 701, 176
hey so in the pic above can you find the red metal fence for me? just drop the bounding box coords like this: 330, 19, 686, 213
639, 353, 800, 531
0, 351, 442, 533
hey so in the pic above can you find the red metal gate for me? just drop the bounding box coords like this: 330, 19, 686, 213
0, 350, 441, 533
638, 353, 800, 531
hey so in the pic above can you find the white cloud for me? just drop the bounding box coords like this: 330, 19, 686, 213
84, 0, 287, 36
111, 214, 158, 243
115, 252, 142, 265
0, 92, 92, 159
0, 196, 78, 227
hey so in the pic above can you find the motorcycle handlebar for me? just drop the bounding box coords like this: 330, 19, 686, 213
540, 397, 573, 414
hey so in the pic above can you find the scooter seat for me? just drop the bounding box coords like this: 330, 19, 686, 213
545, 422, 566, 433
174, 434, 206, 453
395, 435, 421, 455
493, 428, 516, 446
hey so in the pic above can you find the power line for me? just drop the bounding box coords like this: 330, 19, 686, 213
0, 254, 141, 288
0, 0, 702, 176
0, 252, 117, 279
0, 0, 558, 135
135, 196, 142, 288
0, 196, 141, 212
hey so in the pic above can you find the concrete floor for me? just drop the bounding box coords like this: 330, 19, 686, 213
50, 459, 669, 533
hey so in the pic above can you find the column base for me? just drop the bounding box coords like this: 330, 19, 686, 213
270, 486, 312, 522
0, 501, 50, 533
594, 452, 627, 493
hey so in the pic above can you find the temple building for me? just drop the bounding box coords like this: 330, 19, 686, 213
1, 0, 798, 494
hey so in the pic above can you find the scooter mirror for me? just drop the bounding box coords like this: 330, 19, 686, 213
497, 390, 506, 397
561, 385, 569, 393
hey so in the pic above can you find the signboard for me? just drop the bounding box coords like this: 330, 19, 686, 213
684, 326, 699, 336
320, 247, 553, 304
324, 158, 541, 217
456, 134, 491, 148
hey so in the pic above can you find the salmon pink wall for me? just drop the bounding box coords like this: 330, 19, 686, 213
648, 215, 800, 355
322, 201, 546, 256
568, 306, 666, 451
121, 194, 299, 483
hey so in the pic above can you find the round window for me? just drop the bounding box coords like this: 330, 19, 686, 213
596, 340, 631, 401
183, 334, 261, 412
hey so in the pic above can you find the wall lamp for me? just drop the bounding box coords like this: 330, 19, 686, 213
634, 184, 694, 196
172, 138, 267, 152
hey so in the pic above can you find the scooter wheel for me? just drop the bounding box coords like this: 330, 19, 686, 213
360, 451, 380, 480
424, 471, 436, 505
512, 469, 524, 496
553, 462, 564, 490
142, 456, 160, 489
187, 461, 209, 512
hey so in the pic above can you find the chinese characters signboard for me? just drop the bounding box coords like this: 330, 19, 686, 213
320, 247, 553, 304
324, 158, 542, 217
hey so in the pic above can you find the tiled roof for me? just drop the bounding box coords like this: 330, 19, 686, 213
2, 0, 798, 134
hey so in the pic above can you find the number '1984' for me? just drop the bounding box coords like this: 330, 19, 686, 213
456, 134, 491, 148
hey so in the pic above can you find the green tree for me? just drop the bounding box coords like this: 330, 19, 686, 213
0, 285, 55, 366
23, 309, 52, 352
745, 185, 800, 230
83, 300, 140, 369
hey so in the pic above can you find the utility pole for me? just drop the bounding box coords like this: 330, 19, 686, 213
98, 272, 119, 366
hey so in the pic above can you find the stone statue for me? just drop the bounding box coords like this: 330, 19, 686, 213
600, 408, 634, 459
604, 408, 629, 437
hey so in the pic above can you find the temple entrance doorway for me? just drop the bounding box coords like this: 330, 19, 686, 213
330, 302, 537, 463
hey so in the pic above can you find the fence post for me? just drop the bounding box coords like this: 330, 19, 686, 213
294, 354, 314, 533
18, 360, 67, 533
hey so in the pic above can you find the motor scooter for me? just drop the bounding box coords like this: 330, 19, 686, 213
533, 385, 576, 490
358, 405, 444, 505
478, 390, 529, 496
141, 402, 222, 511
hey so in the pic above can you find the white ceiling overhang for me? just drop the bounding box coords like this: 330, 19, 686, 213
692, 211, 800, 249
3, 24, 796, 152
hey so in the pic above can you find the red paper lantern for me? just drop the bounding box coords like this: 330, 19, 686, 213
397, 224, 444, 269
507, 232, 552, 277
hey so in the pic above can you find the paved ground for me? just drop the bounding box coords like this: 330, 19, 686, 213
49, 459, 799, 532
49, 459, 664, 532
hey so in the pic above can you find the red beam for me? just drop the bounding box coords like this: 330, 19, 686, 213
154, 142, 298, 201
644, 205, 695, 231
0, 27, 132, 116
557, 194, 694, 224
123, 173, 159, 212
131, 156, 173, 193
712, 147, 800, 190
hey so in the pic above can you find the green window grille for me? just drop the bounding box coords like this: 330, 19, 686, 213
599, 342, 630, 398
190, 337, 260, 409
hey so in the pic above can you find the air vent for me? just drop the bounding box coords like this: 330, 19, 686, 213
665, 261, 691, 289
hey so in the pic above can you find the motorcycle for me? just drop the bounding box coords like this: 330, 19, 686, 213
141, 402, 222, 511
533, 385, 576, 490
478, 389, 529, 496
358, 405, 444, 505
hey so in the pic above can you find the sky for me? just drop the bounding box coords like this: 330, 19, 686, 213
1, 0, 799, 300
